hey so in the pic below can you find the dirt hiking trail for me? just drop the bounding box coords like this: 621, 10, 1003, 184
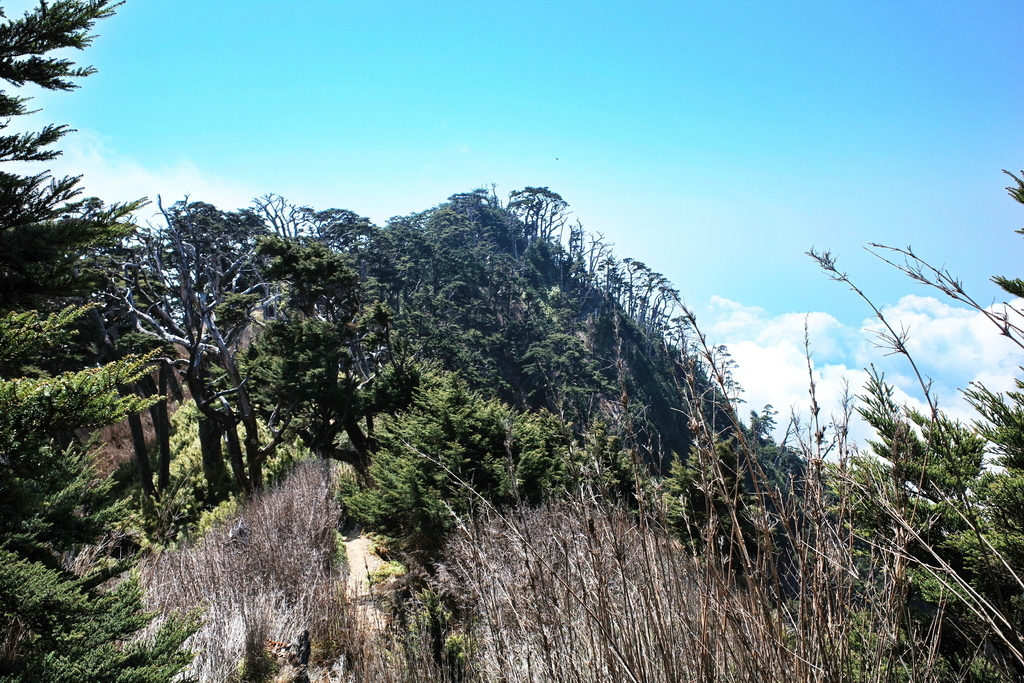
343, 529, 386, 625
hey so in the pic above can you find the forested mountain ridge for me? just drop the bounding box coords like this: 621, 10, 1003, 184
348, 186, 695, 467
106, 184, 709, 499
97, 186, 743, 554
108, 171, 1024, 683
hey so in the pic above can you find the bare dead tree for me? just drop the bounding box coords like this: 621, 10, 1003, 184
251, 193, 317, 240
120, 197, 285, 493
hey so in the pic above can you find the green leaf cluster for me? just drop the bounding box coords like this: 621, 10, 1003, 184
346, 371, 569, 555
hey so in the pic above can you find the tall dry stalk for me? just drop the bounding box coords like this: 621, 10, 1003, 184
345, 302, 957, 682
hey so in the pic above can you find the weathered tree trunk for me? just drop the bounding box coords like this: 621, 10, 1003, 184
166, 362, 184, 403
220, 417, 253, 495
238, 392, 266, 490
139, 368, 172, 493
92, 306, 160, 499
343, 414, 372, 479
213, 332, 271, 492
154, 363, 172, 491
124, 396, 157, 500
184, 349, 250, 495
196, 414, 230, 499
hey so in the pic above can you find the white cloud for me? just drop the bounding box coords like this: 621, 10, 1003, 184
25, 130, 260, 221
849, 295, 1024, 425
859, 295, 1024, 382
705, 294, 1024, 451
708, 296, 857, 363
706, 298, 863, 447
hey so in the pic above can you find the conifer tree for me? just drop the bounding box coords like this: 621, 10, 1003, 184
821, 172, 1024, 677
346, 371, 568, 555
0, 3, 195, 679
0, 310, 196, 681
0, 0, 143, 307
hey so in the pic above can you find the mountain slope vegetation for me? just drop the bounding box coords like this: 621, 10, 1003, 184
4, 2, 1024, 681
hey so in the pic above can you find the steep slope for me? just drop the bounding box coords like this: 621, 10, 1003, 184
350, 187, 694, 470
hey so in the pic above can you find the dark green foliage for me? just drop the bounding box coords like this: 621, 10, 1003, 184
968, 380, 1024, 574
245, 318, 357, 456
664, 439, 756, 568
257, 235, 360, 319
0, 311, 196, 681
0, 323, 156, 567
356, 189, 693, 468
991, 171, 1024, 299
508, 186, 569, 244
961, 381, 1024, 659
155, 199, 268, 267
0, 550, 197, 683
368, 354, 425, 415
0, 4, 195, 678
513, 408, 571, 505
346, 371, 568, 555
0, 1, 143, 308
571, 420, 637, 504
246, 235, 385, 472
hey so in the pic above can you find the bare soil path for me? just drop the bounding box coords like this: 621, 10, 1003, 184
343, 529, 385, 624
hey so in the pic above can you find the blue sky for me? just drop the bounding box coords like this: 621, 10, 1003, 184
10, 0, 1024, 441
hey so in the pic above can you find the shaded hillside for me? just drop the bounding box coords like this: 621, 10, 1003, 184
348, 187, 694, 470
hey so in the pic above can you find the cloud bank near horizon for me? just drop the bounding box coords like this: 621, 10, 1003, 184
706, 294, 1024, 448
45, 131, 259, 221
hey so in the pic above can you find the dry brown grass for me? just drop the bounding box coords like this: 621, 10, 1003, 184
91, 418, 137, 477
137, 316, 1021, 682
425, 494, 926, 683
134, 452, 985, 682
143, 461, 350, 682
